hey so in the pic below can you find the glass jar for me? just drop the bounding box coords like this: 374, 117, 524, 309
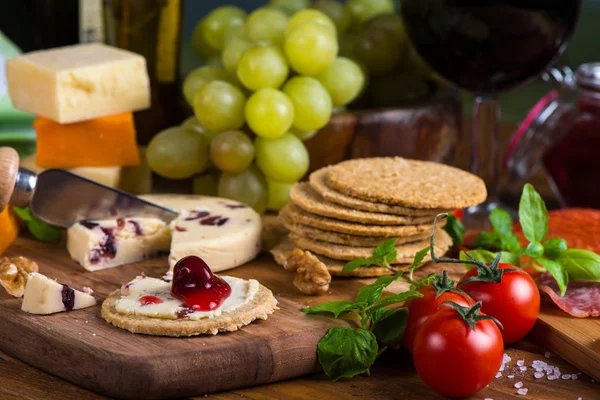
505, 63, 600, 208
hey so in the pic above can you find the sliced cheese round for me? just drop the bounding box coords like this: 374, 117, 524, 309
141, 195, 262, 272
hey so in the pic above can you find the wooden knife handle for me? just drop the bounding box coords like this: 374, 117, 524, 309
0, 147, 19, 212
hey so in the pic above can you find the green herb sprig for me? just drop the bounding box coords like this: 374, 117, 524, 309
303, 240, 426, 380
470, 183, 600, 296
12, 206, 62, 243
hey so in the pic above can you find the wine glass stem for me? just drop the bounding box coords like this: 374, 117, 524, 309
471, 95, 500, 202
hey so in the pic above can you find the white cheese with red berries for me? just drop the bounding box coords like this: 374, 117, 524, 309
21, 272, 96, 314
67, 217, 171, 271
114, 275, 258, 320
66, 195, 262, 273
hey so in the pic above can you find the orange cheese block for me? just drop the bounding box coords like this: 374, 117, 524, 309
34, 113, 141, 168
0, 207, 20, 255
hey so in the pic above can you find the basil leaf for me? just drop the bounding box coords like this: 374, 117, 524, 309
411, 246, 430, 270
525, 242, 544, 259
518, 183, 548, 243
13, 206, 61, 243
474, 231, 502, 251
543, 238, 568, 259
317, 327, 378, 380
459, 250, 520, 268
12, 206, 33, 221
302, 300, 358, 318
537, 258, 568, 296
557, 249, 600, 282
355, 275, 397, 305
343, 258, 374, 272
442, 214, 464, 249
373, 238, 398, 259
370, 308, 409, 347
372, 290, 423, 309
490, 208, 513, 238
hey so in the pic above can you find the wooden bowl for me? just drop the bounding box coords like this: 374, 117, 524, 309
304, 83, 462, 173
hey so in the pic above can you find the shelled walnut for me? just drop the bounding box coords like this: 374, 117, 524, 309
284, 248, 331, 295
0, 256, 39, 297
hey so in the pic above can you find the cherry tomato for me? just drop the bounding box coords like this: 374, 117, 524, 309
452, 209, 464, 221
402, 286, 473, 354
458, 263, 540, 345
413, 305, 504, 397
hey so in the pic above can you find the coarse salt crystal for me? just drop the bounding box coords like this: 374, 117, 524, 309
517, 360, 525, 366
499, 364, 505, 372
484, 398, 494, 400
514, 382, 523, 388
545, 351, 552, 358
562, 374, 571, 380
517, 388, 528, 395
503, 354, 512, 363
92, 333, 96, 337
495, 372, 502, 378
520, 366, 527, 372
571, 374, 578, 380
548, 375, 558, 381
534, 372, 544, 379
508, 375, 515, 379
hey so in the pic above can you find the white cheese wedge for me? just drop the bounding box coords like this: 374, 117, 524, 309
67, 217, 171, 271
66, 196, 262, 273
21, 272, 96, 314
114, 275, 258, 320
6, 43, 150, 124
21, 154, 122, 188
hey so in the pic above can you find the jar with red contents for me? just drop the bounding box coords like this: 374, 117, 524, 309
505, 63, 600, 208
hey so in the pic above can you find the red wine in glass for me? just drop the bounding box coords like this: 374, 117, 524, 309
400, 1, 581, 227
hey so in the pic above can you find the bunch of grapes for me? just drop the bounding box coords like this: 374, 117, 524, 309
147, 0, 429, 213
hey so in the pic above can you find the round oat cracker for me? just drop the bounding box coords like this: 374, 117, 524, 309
288, 230, 451, 263
279, 203, 440, 237
271, 237, 406, 277
309, 168, 451, 216
290, 182, 434, 225
101, 283, 277, 337
326, 157, 487, 209
281, 217, 431, 247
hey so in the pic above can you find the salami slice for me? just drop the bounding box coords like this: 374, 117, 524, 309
537, 272, 600, 317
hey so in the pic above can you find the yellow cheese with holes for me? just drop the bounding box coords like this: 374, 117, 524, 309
6, 44, 150, 123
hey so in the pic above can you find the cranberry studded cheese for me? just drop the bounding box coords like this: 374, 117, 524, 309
67, 196, 262, 273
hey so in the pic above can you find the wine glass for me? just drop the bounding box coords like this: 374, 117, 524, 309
400, 1, 581, 228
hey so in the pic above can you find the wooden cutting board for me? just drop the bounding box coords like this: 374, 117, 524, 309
2, 234, 600, 398
0, 237, 363, 400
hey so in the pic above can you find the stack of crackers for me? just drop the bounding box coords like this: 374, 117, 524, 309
272, 157, 487, 277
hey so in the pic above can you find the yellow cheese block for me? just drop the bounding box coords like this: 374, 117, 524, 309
34, 113, 140, 168
0, 207, 20, 255
6, 43, 150, 124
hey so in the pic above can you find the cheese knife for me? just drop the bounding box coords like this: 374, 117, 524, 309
0, 147, 178, 228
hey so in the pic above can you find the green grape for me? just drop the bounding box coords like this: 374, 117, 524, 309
316, 57, 365, 107
180, 116, 219, 144
255, 133, 309, 183
237, 45, 289, 91
193, 81, 247, 132
218, 166, 268, 213
222, 37, 253, 74
182, 66, 232, 106
210, 130, 255, 173
353, 26, 403, 76
284, 22, 338, 76
147, 127, 209, 179
201, 6, 246, 51
345, 0, 395, 27
267, 178, 294, 210
337, 32, 358, 59
290, 127, 318, 141
192, 172, 219, 196
312, 0, 352, 34
245, 8, 288, 46
285, 9, 337, 37
282, 76, 332, 131
203, 57, 224, 68
270, 0, 310, 15
223, 23, 246, 46
245, 88, 294, 139
191, 20, 219, 58
364, 13, 406, 43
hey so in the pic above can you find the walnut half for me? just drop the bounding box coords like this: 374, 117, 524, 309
284, 248, 331, 296
0, 256, 39, 297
